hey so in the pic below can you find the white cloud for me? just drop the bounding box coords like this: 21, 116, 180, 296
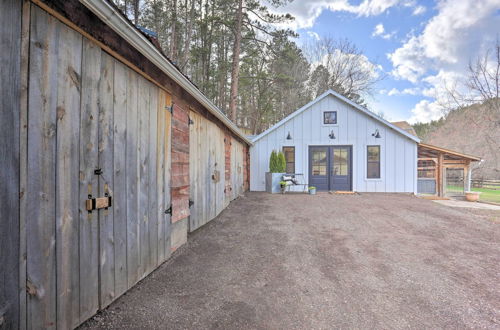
372, 23, 385, 37
408, 99, 443, 123
307, 31, 321, 41
389, 0, 500, 83
372, 23, 396, 40
387, 0, 500, 122
387, 87, 421, 96
412, 5, 426, 15
265, 0, 422, 30
372, 23, 385, 36
352, 0, 400, 16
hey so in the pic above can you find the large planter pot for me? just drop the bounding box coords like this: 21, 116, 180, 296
265, 172, 284, 194
308, 187, 317, 195
465, 191, 481, 202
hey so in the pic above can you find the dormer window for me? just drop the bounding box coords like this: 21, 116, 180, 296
323, 111, 337, 124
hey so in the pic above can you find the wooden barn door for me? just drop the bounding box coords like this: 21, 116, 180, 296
25, 6, 172, 329
189, 110, 225, 231
231, 141, 244, 199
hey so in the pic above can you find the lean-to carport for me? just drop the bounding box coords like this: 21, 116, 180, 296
417, 143, 481, 197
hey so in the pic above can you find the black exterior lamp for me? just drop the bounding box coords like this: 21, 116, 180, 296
329, 130, 336, 139
286, 131, 292, 140
372, 129, 381, 138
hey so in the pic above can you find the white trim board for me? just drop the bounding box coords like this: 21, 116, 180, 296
252, 89, 420, 144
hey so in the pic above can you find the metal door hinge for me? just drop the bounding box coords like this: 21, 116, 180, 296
165, 103, 174, 114
165, 206, 172, 215
189, 200, 194, 207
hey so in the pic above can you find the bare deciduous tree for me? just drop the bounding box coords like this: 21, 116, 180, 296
441, 40, 500, 175
304, 37, 384, 105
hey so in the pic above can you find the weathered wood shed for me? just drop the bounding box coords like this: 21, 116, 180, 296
0, 0, 251, 328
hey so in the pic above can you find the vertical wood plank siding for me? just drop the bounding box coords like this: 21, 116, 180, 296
23, 5, 176, 328
0, 0, 21, 328
78, 38, 100, 320
27, 8, 59, 328
98, 52, 116, 307
55, 22, 82, 329
9, 2, 249, 329
189, 111, 246, 232
112, 60, 129, 298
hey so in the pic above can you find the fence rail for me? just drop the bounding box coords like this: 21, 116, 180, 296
471, 179, 500, 190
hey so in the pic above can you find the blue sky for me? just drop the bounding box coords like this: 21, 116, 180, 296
269, 0, 500, 123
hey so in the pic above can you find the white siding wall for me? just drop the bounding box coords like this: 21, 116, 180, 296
250, 94, 417, 193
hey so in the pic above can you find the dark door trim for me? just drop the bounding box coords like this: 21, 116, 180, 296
308, 145, 353, 191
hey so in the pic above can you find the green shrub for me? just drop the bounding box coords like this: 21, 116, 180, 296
277, 151, 286, 173
269, 150, 279, 172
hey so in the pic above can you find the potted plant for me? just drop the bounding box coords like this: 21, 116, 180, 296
308, 186, 317, 195
265, 150, 286, 194
279, 181, 288, 194
465, 191, 481, 202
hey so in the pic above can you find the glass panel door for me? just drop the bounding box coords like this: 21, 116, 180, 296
330, 146, 351, 191
309, 147, 329, 191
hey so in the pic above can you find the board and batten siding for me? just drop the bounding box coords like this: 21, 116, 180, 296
188, 111, 246, 232
22, 6, 173, 329
250, 94, 418, 193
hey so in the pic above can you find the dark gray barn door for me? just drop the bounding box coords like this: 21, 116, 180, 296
309, 146, 352, 191
309, 147, 329, 191
25, 6, 172, 329
330, 146, 352, 191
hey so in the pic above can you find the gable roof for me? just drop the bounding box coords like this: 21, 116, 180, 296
418, 143, 481, 161
80, 0, 252, 146
252, 89, 420, 143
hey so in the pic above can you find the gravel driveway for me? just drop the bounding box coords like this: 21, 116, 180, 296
81, 192, 500, 329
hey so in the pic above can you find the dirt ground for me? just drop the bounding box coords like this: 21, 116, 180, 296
80, 192, 500, 329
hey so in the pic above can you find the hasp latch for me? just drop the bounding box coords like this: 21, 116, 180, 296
86, 193, 112, 213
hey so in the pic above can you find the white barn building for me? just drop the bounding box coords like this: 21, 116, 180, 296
250, 90, 421, 193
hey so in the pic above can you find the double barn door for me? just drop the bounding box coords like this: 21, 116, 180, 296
309, 146, 352, 191
25, 7, 172, 329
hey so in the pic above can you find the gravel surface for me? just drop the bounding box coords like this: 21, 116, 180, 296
80, 192, 500, 329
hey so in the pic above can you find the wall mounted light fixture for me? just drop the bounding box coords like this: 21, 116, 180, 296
372, 129, 381, 138
286, 131, 292, 140
329, 130, 336, 139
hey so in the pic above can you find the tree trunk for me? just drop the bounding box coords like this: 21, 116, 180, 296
181, 0, 194, 70
133, 0, 139, 25
170, 0, 177, 62
229, 0, 243, 123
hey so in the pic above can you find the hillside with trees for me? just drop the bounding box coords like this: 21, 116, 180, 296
413, 40, 500, 179
110, 0, 381, 134
415, 103, 500, 179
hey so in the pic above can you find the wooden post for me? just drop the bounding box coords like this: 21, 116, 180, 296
465, 160, 471, 192
437, 153, 444, 197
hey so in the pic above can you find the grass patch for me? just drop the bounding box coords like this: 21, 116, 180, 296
444, 185, 500, 203
471, 187, 500, 203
